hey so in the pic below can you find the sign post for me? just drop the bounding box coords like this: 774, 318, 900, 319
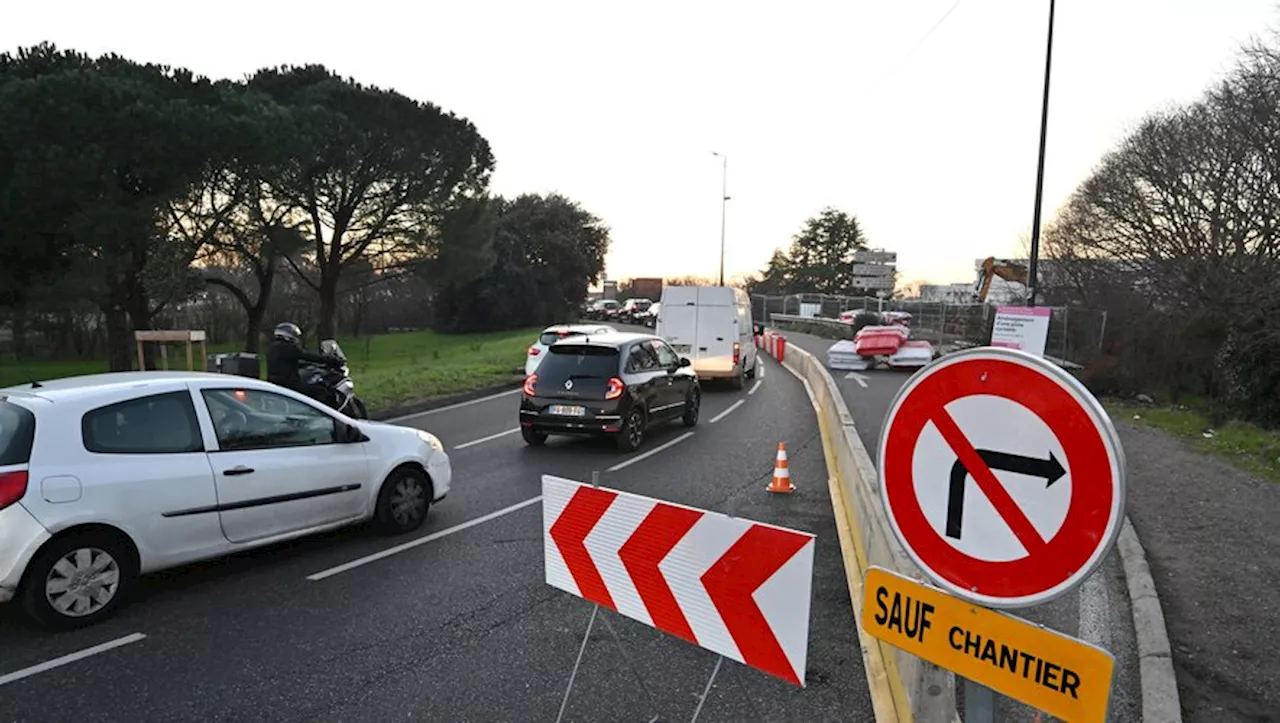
871, 346, 1126, 721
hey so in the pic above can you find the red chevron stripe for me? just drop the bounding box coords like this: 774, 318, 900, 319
701, 524, 811, 686
618, 503, 703, 645
549, 486, 618, 609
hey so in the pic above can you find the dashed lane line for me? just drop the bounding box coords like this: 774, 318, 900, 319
709, 399, 745, 424
306, 496, 543, 581
606, 432, 696, 473
0, 633, 147, 688
454, 428, 520, 449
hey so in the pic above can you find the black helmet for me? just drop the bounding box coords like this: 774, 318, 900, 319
273, 322, 302, 345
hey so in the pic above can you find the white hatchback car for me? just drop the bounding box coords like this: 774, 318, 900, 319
0, 372, 451, 629
525, 324, 615, 375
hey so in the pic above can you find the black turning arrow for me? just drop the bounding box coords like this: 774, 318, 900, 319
945, 449, 1066, 540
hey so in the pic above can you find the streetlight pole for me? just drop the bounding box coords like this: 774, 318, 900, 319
1027, 0, 1055, 307
712, 152, 729, 286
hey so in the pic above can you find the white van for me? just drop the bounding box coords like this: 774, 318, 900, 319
656, 286, 758, 388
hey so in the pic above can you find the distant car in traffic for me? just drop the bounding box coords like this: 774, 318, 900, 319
0, 372, 451, 629
519, 332, 700, 451
638, 302, 661, 328
526, 323, 615, 375
585, 299, 621, 321
618, 298, 652, 324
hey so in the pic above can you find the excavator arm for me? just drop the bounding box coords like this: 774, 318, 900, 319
974, 257, 1030, 302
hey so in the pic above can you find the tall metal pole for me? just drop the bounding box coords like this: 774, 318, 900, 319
713, 152, 728, 286
1027, 0, 1055, 307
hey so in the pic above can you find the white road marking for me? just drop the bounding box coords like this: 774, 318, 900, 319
709, 399, 745, 424
758, 362, 766, 379
0, 633, 146, 688
845, 372, 869, 388
748, 380, 763, 395
454, 427, 520, 449
384, 388, 522, 423
307, 496, 543, 581
607, 432, 695, 472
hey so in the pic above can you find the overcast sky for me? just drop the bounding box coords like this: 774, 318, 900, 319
4, 0, 1277, 286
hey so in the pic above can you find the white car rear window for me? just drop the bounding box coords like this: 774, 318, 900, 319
0, 401, 36, 465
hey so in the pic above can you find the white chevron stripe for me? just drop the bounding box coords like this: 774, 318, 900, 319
542, 476, 580, 597
584, 493, 656, 626
754, 537, 816, 684
661, 513, 752, 663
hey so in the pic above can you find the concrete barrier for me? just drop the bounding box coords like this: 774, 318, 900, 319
780, 341, 958, 723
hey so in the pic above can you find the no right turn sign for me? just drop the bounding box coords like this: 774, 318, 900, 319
877, 347, 1126, 609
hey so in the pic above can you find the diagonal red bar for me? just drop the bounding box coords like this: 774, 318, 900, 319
702, 524, 811, 686
549, 486, 618, 609
930, 407, 1047, 555
618, 503, 703, 645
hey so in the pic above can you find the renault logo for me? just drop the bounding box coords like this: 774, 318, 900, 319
564, 379, 574, 391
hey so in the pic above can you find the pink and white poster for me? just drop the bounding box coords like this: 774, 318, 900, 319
991, 306, 1051, 357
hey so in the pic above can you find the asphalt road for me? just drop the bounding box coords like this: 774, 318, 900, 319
781, 330, 1143, 723
0, 342, 871, 722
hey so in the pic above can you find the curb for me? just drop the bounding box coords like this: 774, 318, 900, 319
1117, 516, 1184, 723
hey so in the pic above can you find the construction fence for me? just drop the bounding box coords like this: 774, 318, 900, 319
752, 293, 1108, 365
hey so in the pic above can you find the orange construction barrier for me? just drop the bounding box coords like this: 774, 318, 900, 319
767, 442, 796, 494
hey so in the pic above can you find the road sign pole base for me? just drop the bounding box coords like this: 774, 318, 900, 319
964, 678, 996, 723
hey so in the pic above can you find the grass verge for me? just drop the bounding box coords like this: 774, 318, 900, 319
1106, 400, 1280, 483
0, 328, 538, 413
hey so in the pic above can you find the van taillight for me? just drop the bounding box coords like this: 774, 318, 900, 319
733, 342, 741, 366
606, 377, 625, 400
523, 374, 538, 397
0, 470, 29, 510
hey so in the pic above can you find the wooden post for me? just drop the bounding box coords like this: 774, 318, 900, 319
160, 344, 169, 371
200, 339, 207, 371
186, 342, 193, 372
136, 340, 146, 371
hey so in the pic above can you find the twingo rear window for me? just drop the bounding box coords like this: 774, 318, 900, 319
536, 345, 620, 379
0, 401, 36, 466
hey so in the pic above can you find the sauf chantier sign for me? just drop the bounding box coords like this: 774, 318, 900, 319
864, 347, 1126, 722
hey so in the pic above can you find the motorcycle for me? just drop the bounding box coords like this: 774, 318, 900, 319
298, 339, 368, 419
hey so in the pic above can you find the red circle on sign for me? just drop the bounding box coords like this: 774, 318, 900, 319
881, 352, 1119, 605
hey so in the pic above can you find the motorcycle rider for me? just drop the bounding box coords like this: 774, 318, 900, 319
265, 322, 341, 403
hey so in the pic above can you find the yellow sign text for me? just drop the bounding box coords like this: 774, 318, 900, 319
861, 567, 1114, 722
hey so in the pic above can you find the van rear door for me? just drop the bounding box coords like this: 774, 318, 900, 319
695, 303, 735, 375
657, 287, 700, 357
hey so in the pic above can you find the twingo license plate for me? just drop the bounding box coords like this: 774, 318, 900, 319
548, 404, 586, 417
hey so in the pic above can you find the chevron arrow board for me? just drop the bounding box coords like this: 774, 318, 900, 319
541, 475, 816, 686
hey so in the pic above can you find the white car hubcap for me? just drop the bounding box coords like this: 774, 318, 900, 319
45, 547, 120, 618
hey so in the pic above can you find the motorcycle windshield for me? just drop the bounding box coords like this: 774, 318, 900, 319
321, 339, 347, 360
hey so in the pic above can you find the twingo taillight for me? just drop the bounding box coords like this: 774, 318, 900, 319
527, 346, 541, 356
733, 342, 741, 366
0, 470, 29, 511
523, 373, 538, 397
606, 377, 625, 400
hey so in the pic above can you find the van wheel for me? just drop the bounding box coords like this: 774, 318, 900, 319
730, 364, 746, 390
22, 532, 136, 630
746, 359, 757, 380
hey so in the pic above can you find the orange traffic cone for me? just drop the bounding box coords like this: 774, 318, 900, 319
767, 442, 796, 494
